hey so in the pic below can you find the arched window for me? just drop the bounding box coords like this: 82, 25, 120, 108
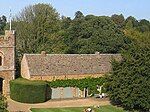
0, 52, 3, 66
0, 56, 2, 66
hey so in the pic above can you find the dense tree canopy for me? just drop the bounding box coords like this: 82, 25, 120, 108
8, 4, 150, 56
111, 14, 125, 28
64, 15, 130, 54
74, 11, 84, 19
8, 5, 133, 57
106, 31, 150, 111
11, 3, 60, 57
125, 16, 150, 32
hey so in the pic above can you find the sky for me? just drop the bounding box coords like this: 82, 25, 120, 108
0, 0, 150, 20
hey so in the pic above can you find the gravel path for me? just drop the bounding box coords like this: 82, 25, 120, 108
7, 97, 110, 112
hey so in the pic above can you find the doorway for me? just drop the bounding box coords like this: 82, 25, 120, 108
85, 87, 88, 98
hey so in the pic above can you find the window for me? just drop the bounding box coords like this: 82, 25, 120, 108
0, 56, 2, 66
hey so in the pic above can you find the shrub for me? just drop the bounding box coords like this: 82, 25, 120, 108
10, 78, 51, 103
0, 94, 8, 112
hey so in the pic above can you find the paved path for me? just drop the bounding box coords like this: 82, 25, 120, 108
7, 97, 110, 112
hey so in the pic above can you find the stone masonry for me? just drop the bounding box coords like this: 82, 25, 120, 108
0, 30, 15, 95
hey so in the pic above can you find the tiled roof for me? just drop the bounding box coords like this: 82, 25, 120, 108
24, 53, 122, 76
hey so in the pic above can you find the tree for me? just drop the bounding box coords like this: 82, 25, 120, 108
111, 14, 125, 28
137, 19, 150, 32
0, 15, 7, 35
6, 3, 61, 77
125, 20, 134, 30
139, 19, 150, 26
11, 3, 60, 56
61, 16, 72, 30
125, 16, 139, 28
74, 11, 84, 19
106, 31, 150, 111
65, 15, 130, 54
1, 15, 6, 23
125, 17, 150, 33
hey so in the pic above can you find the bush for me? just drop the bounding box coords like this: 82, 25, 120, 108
0, 94, 8, 111
10, 78, 51, 103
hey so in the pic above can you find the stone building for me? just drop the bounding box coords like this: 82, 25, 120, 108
21, 51, 121, 81
0, 30, 15, 95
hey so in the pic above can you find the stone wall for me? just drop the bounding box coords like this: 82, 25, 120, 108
0, 71, 14, 95
30, 74, 103, 81
21, 55, 30, 79
0, 30, 15, 95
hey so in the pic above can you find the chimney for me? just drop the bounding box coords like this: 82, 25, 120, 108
95, 51, 100, 55
41, 51, 47, 56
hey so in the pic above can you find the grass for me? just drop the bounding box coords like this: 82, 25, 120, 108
31, 105, 126, 112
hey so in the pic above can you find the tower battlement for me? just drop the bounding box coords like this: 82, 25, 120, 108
0, 30, 15, 47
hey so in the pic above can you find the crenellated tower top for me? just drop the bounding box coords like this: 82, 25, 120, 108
0, 30, 15, 47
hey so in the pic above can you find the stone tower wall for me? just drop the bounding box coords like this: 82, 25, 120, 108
0, 30, 15, 95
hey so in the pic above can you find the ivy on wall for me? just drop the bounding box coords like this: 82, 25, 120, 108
47, 77, 106, 94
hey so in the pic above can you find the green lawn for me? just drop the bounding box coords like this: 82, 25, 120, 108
31, 105, 126, 112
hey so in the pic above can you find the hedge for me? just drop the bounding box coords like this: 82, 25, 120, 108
10, 78, 51, 103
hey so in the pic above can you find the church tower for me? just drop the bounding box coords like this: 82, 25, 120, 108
0, 30, 15, 95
